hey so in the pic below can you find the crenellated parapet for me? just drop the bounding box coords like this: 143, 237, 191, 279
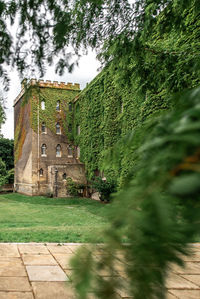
14, 79, 80, 106
30, 79, 80, 90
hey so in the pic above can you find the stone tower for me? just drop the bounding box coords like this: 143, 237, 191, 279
14, 79, 86, 197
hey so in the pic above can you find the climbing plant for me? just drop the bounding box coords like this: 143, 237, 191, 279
73, 2, 200, 186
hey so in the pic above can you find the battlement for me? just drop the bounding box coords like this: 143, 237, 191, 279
14, 79, 80, 106
29, 79, 80, 90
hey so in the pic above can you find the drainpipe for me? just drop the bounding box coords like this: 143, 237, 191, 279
37, 94, 40, 194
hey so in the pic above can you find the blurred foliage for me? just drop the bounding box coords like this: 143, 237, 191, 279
0, 137, 14, 170
0, 158, 7, 187
71, 86, 200, 299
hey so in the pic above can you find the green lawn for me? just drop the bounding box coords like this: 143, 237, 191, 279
0, 193, 110, 243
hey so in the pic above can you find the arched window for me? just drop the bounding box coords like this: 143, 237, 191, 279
56, 122, 61, 134
56, 100, 60, 111
63, 173, 67, 180
56, 144, 61, 157
41, 122, 46, 133
69, 103, 72, 111
77, 125, 80, 135
41, 100, 45, 110
39, 168, 43, 176
68, 146, 73, 157
41, 144, 47, 156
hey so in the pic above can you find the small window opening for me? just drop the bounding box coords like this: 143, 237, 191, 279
121, 103, 124, 113
41, 122, 46, 133
68, 146, 73, 157
41, 144, 47, 156
39, 168, 43, 176
56, 100, 60, 111
63, 173, 67, 180
41, 100, 45, 110
77, 125, 80, 135
76, 103, 80, 112
56, 144, 61, 157
56, 122, 61, 134
68, 124, 72, 133
69, 103, 72, 111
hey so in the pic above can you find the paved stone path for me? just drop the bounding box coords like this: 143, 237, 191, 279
0, 243, 199, 298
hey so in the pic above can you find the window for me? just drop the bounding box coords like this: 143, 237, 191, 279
41, 144, 47, 156
63, 173, 67, 180
68, 124, 72, 133
56, 144, 61, 157
75, 103, 80, 113
121, 103, 124, 113
68, 146, 73, 157
39, 168, 43, 176
77, 146, 80, 158
69, 103, 72, 111
56, 122, 61, 134
41, 122, 46, 133
41, 100, 45, 110
77, 125, 80, 135
56, 100, 60, 111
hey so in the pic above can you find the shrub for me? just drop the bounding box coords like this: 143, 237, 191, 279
92, 177, 116, 202
66, 177, 85, 197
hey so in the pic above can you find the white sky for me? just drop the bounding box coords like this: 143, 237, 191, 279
1, 50, 100, 139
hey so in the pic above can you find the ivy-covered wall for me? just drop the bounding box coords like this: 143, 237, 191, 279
14, 83, 79, 165
73, 4, 200, 186
31, 86, 79, 139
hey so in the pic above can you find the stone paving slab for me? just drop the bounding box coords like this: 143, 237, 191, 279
0, 292, 34, 299
26, 265, 68, 282
0, 277, 31, 291
0, 244, 20, 257
169, 289, 200, 299
22, 254, 57, 266
0, 243, 199, 298
0, 258, 27, 276
52, 253, 75, 270
18, 244, 49, 255
46, 244, 73, 254
32, 282, 75, 299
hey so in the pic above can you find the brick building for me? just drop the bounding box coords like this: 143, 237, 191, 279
14, 79, 86, 197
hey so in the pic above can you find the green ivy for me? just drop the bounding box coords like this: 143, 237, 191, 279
72, 5, 200, 186
31, 86, 79, 136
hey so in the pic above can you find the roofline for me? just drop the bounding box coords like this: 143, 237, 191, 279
13, 79, 81, 107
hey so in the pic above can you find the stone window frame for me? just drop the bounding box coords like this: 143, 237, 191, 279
41, 100, 45, 110
56, 100, 61, 111
41, 122, 47, 134
68, 145, 73, 157
56, 122, 61, 134
39, 168, 44, 176
56, 144, 62, 157
41, 144, 47, 157
69, 103, 72, 112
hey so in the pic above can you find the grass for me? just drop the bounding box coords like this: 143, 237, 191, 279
0, 193, 111, 243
